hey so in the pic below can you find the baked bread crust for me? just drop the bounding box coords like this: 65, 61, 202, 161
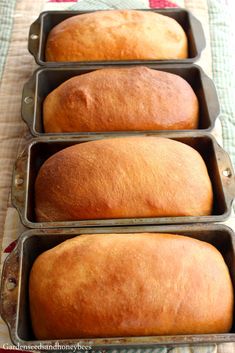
34, 137, 213, 222
29, 233, 234, 339
43, 67, 199, 133
45, 10, 188, 62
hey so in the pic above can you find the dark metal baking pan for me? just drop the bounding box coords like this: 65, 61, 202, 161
1, 224, 235, 349
28, 9, 205, 66
11, 133, 235, 229
22, 64, 219, 137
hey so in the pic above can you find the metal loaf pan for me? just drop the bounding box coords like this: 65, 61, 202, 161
28, 9, 205, 66
12, 133, 235, 229
1, 224, 235, 349
22, 64, 219, 137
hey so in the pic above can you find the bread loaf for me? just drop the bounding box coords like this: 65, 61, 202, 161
29, 232, 233, 339
43, 67, 199, 133
35, 137, 213, 222
45, 10, 188, 62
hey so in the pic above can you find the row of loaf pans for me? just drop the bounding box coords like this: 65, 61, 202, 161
29, 9, 206, 66
12, 133, 235, 229
1, 224, 235, 349
4, 7, 235, 352
22, 64, 219, 136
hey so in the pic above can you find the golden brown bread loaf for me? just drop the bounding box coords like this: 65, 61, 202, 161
45, 10, 188, 62
29, 233, 234, 339
43, 67, 199, 133
35, 137, 213, 222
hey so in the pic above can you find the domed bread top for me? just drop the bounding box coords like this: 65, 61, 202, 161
45, 10, 188, 62
43, 67, 199, 133
35, 137, 213, 222
29, 232, 234, 339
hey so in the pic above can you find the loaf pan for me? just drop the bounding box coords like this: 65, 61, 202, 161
28, 9, 205, 66
22, 64, 219, 137
1, 224, 235, 349
12, 133, 235, 229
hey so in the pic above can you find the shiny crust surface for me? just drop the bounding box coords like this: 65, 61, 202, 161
29, 232, 233, 339
35, 137, 213, 222
43, 67, 199, 133
45, 10, 188, 61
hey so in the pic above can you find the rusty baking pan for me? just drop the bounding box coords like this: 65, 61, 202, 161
11, 133, 235, 229
1, 224, 235, 348
21, 64, 219, 137
28, 9, 205, 66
